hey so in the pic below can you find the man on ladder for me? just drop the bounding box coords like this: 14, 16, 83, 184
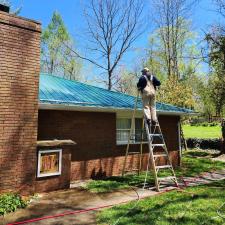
137, 67, 161, 127
123, 67, 178, 191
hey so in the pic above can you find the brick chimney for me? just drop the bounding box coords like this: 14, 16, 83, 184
0, 4, 9, 13
0, 9, 41, 193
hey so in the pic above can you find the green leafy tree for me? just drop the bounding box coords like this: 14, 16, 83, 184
41, 11, 70, 74
41, 11, 81, 80
195, 76, 215, 121
144, 19, 201, 109
157, 75, 195, 109
205, 29, 225, 118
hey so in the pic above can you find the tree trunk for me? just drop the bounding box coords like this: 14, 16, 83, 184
50, 59, 54, 74
108, 70, 112, 90
221, 119, 225, 154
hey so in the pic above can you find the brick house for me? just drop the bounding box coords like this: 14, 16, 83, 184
36, 74, 193, 192
0, 9, 194, 193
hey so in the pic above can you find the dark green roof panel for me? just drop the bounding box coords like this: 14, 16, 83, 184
39, 73, 193, 114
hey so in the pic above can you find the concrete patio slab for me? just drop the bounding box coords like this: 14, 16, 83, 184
1, 169, 225, 225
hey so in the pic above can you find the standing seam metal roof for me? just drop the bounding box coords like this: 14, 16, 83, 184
39, 73, 194, 114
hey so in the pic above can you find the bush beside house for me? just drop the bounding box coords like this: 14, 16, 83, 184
0, 193, 27, 216
186, 138, 221, 150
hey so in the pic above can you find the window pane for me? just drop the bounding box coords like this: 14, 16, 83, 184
117, 130, 130, 142
116, 118, 131, 143
135, 118, 147, 142
116, 118, 148, 143
117, 118, 131, 129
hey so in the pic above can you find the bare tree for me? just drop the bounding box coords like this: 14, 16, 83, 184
214, 0, 225, 18
68, 0, 144, 90
151, 0, 198, 79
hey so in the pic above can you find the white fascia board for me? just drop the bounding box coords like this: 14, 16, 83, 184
38, 102, 196, 116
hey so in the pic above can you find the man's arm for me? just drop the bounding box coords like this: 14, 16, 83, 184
137, 76, 147, 91
153, 76, 161, 87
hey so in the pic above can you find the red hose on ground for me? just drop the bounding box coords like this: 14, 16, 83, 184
7, 176, 203, 225
8, 203, 118, 225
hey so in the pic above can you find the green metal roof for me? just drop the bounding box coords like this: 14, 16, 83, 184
39, 73, 194, 114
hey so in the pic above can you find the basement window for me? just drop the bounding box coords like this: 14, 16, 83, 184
116, 118, 147, 145
37, 149, 62, 178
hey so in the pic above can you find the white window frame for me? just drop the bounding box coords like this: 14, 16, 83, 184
116, 117, 148, 145
37, 149, 62, 178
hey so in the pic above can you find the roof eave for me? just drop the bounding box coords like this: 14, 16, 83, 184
38, 102, 196, 116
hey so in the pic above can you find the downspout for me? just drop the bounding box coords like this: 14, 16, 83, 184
177, 117, 182, 166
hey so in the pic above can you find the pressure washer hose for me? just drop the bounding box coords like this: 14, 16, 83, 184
111, 177, 196, 225
112, 165, 225, 224
111, 186, 140, 225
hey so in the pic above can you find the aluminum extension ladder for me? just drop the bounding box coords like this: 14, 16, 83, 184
122, 91, 178, 191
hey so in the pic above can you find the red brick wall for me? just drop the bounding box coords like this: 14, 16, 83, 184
0, 12, 41, 193
38, 110, 180, 181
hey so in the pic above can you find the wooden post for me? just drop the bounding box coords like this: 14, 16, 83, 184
221, 119, 225, 154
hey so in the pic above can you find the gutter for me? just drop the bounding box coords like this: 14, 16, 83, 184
38, 102, 197, 116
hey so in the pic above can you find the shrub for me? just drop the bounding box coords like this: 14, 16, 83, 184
201, 122, 208, 127
0, 193, 27, 216
186, 138, 221, 150
209, 122, 219, 127
189, 122, 220, 127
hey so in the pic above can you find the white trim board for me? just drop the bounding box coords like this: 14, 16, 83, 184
39, 102, 197, 116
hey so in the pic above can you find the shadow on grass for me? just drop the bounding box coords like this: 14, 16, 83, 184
85, 150, 225, 193
185, 150, 221, 158
85, 174, 155, 193
185, 151, 210, 157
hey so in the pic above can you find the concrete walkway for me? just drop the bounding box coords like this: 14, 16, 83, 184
1, 169, 225, 225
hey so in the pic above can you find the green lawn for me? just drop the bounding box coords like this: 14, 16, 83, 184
85, 150, 225, 193
97, 180, 225, 225
182, 125, 221, 139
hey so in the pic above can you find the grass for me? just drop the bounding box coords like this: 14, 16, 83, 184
85, 150, 225, 193
182, 125, 221, 139
97, 180, 225, 225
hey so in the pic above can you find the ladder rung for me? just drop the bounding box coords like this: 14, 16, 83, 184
158, 176, 176, 181
128, 152, 140, 154
124, 169, 139, 172
152, 144, 165, 147
153, 154, 167, 158
149, 134, 162, 137
156, 165, 172, 169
